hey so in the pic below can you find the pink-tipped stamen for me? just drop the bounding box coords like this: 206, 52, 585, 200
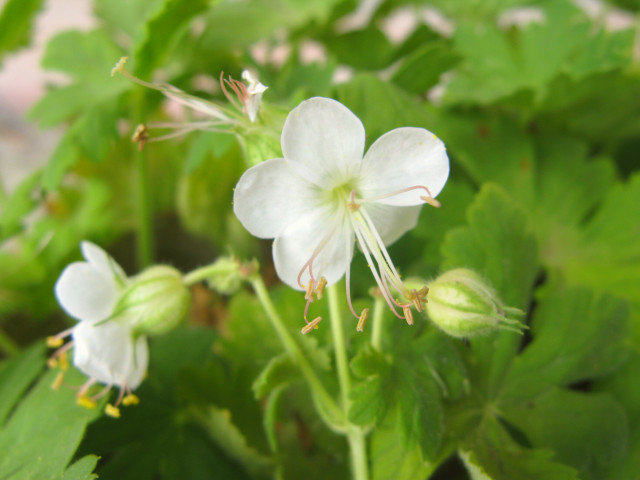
77, 378, 97, 397
357, 185, 440, 206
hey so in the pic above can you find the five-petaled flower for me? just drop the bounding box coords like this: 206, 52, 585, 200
233, 97, 449, 331
47, 241, 147, 417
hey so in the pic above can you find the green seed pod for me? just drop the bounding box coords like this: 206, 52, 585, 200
115, 265, 191, 337
425, 268, 525, 338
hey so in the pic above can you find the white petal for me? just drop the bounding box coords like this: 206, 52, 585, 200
55, 262, 118, 323
72, 321, 148, 389
281, 97, 365, 187
233, 158, 321, 239
273, 209, 354, 290
81, 241, 126, 282
359, 127, 449, 206
364, 203, 422, 246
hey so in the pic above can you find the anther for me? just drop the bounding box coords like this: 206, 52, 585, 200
305, 280, 315, 301
47, 357, 58, 369
77, 395, 98, 409
301, 316, 322, 335
51, 372, 65, 391
58, 352, 69, 371
46, 336, 64, 348
315, 277, 327, 299
403, 306, 414, 326
105, 404, 121, 418
356, 308, 370, 332
420, 195, 441, 208
132, 124, 149, 150
122, 394, 140, 406
110, 56, 128, 77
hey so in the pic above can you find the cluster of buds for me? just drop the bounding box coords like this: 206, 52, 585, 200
47, 242, 191, 417
425, 268, 526, 338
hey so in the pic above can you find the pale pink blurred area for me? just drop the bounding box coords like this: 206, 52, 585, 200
0, 0, 94, 194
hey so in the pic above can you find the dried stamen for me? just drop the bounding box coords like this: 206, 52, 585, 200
356, 308, 370, 332
403, 306, 414, 326
301, 316, 322, 335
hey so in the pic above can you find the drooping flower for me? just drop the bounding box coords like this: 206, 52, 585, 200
111, 57, 268, 146
233, 97, 449, 331
47, 242, 147, 417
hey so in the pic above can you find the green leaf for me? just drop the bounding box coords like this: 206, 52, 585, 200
252, 354, 299, 398
445, 1, 634, 105
501, 388, 628, 480
0, 172, 42, 239
442, 184, 539, 395
501, 288, 630, 399
0, 344, 45, 425
326, 27, 395, 70
392, 42, 460, 94
336, 74, 436, 144
192, 405, 274, 477
61, 455, 99, 480
370, 409, 438, 480
460, 417, 580, 480
0, 0, 43, 64
132, 0, 210, 77
0, 369, 100, 480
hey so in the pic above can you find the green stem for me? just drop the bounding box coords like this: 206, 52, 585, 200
327, 285, 369, 480
370, 296, 386, 352
133, 89, 154, 268
249, 276, 345, 426
0, 327, 19, 357
183, 264, 219, 286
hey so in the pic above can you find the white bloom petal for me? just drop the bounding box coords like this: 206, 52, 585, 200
360, 127, 449, 206
273, 209, 354, 290
233, 158, 321, 239
72, 321, 148, 389
281, 97, 365, 187
364, 203, 422, 246
81, 241, 126, 282
55, 262, 118, 323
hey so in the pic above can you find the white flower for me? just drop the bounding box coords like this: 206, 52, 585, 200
54, 241, 127, 324
233, 97, 449, 328
241, 69, 268, 122
48, 242, 147, 417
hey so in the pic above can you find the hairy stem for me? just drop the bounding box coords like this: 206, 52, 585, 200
328, 285, 369, 480
249, 276, 345, 427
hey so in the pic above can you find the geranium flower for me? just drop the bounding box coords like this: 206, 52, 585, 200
47, 242, 146, 417
233, 97, 449, 330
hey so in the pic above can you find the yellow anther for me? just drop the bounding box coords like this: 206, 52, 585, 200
403, 306, 414, 326
301, 316, 322, 335
47, 357, 58, 369
111, 56, 128, 77
105, 404, 121, 418
46, 336, 64, 348
51, 372, 65, 391
58, 352, 69, 371
315, 277, 327, 299
305, 281, 315, 301
356, 308, 370, 332
420, 195, 441, 208
77, 395, 98, 409
122, 394, 140, 406
131, 124, 149, 150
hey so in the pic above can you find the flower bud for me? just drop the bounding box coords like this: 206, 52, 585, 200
204, 256, 258, 295
425, 268, 525, 338
115, 265, 191, 336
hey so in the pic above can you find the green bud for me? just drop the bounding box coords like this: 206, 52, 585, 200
116, 265, 191, 336
425, 268, 525, 338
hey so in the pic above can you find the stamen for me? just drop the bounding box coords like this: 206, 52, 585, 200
296, 220, 340, 289
77, 395, 97, 409
131, 124, 148, 150
315, 277, 327, 299
358, 185, 441, 207
105, 404, 121, 418
403, 306, 414, 325
301, 316, 322, 335
46, 336, 64, 348
78, 378, 97, 397
91, 384, 112, 402
347, 189, 360, 212
305, 280, 315, 301
356, 308, 370, 332
123, 394, 140, 406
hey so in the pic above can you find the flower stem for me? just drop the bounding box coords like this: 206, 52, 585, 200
327, 284, 369, 480
133, 89, 154, 268
370, 295, 386, 351
183, 264, 218, 286
249, 275, 345, 427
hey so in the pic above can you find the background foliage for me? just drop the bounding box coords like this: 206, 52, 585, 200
0, 0, 639, 478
